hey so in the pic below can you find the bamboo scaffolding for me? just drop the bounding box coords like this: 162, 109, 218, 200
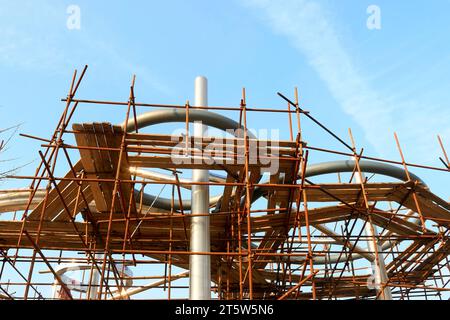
0, 67, 449, 300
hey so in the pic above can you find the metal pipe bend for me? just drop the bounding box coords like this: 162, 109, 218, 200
1, 109, 428, 267
122, 108, 258, 211
124, 109, 427, 213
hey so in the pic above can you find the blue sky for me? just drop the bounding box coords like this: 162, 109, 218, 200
0, 0, 450, 299
2, 0, 448, 197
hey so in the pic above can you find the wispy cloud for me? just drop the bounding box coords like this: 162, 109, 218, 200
91, 40, 173, 96
241, 0, 449, 163
0, 0, 172, 96
0, 1, 67, 72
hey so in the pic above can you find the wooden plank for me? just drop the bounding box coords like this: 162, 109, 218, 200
126, 132, 302, 148
27, 161, 89, 221
387, 187, 450, 224
73, 123, 109, 212
72, 122, 136, 216
103, 123, 137, 216
92, 123, 118, 211
128, 156, 294, 171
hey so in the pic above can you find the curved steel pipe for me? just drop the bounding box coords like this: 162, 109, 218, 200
0, 109, 428, 268
122, 108, 258, 211
305, 160, 426, 187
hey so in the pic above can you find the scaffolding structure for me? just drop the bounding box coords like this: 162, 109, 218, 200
0, 66, 450, 300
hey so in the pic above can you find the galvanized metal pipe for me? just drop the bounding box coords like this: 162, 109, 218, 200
189, 76, 211, 300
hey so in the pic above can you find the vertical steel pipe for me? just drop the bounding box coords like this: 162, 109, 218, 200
189, 76, 211, 300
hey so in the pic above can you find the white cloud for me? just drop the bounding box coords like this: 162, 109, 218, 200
92, 40, 173, 96
0, 1, 172, 96
241, 0, 449, 164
